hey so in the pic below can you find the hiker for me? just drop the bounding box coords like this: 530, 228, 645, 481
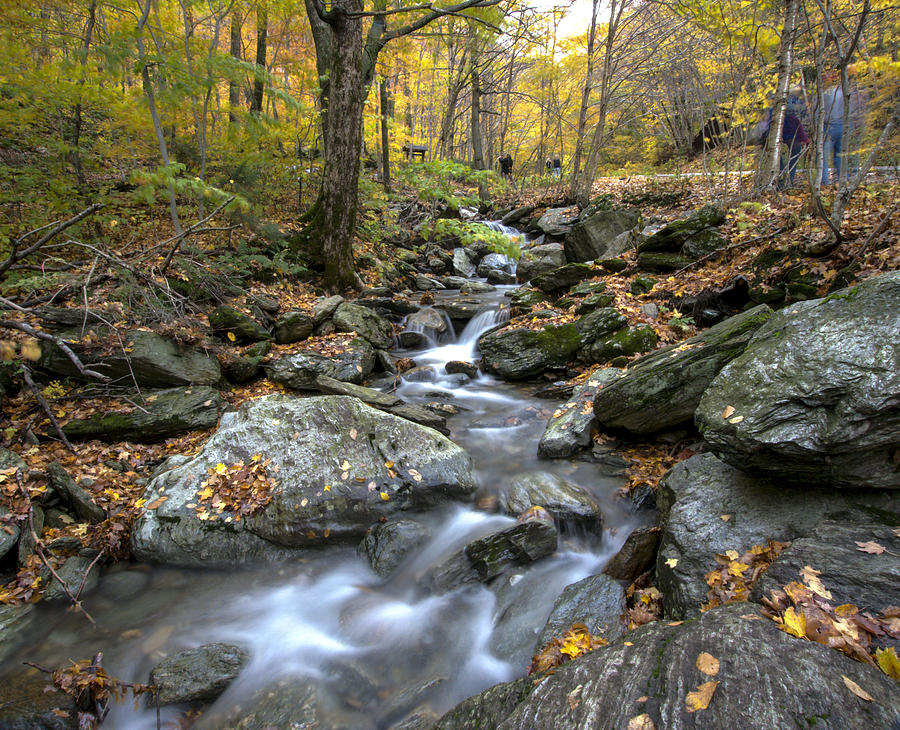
552, 157, 561, 178
818, 69, 863, 185
499, 154, 513, 178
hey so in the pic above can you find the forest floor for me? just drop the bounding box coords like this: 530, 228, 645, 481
1, 165, 899, 607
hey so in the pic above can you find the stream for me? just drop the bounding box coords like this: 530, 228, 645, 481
2, 237, 640, 728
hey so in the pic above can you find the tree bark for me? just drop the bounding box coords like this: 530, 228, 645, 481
251, 0, 267, 116
570, 0, 599, 188
470, 64, 488, 201
228, 7, 243, 124
380, 76, 392, 193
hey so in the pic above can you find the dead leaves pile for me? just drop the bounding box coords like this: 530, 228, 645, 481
702, 540, 790, 612
185, 455, 276, 522
625, 581, 663, 630
762, 574, 900, 684
527, 622, 608, 677
618, 442, 694, 496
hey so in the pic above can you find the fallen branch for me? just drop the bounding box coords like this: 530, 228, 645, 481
673, 226, 787, 276
848, 203, 899, 267
157, 195, 236, 275
20, 364, 74, 452
15, 470, 96, 625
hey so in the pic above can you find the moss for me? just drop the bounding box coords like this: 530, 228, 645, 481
535, 323, 582, 362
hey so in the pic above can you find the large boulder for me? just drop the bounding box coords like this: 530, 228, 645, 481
332, 302, 394, 349
435, 603, 900, 730
581, 324, 658, 365
208, 306, 271, 343
637, 204, 726, 255
655, 454, 899, 619
696, 273, 900, 489
564, 208, 639, 263
477, 253, 515, 278
538, 368, 623, 458
62, 386, 225, 443
534, 573, 626, 652
39, 330, 222, 388
0, 669, 78, 730
265, 337, 376, 389
45, 463, 105, 523
150, 643, 248, 705
531, 263, 593, 294
478, 322, 582, 380
451, 248, 477, 278
357, 519, 431, 576
131, 396, 477, 567
501, 471, 602, 528
592, 305, 772, 434
516, 243, 566, 283
273, 311, 314, 344
536, 207, 579, 238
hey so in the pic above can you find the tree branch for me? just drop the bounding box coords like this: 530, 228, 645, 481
0, 204, 103, 276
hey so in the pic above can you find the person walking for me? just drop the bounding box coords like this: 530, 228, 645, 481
780, 101, 809, 188
552, 157, 561, 178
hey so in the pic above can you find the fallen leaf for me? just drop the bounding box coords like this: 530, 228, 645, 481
875, 647, 900, 681
800, 565, 833, 600
380, 491, 390, 501
855, 541, 886, 555
728, 415, 744, 424
720, 514, 732, 522
782, 606, 807, 638
696, 652, 720, 676
721, 405, 735, 419
227, 332, 236, 342
567, 684, 583, 710
685, 681, 718, 712
627, 714, 655, 730
349, 428, 357, 440
408, 468, 422, 482
665, 558, 678, 568
341, 459, 351, 471
841, 675, 873, 701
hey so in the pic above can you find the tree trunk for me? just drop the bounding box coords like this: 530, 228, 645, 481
470, 65, 487, 201
570, 0, 599, 188
319, 0, 363, 291
229, 8, 243, 124
380, 76, 392, 193
70, 0, 97, 190
251, 0, 267, 116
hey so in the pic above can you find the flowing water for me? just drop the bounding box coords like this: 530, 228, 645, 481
3, 242, 639, 728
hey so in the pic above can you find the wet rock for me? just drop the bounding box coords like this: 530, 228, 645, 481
198, 676, 372, 730
564, 208, 639, 263
208, 306, 271, 343
415, 274, 445, 291
39, 330, 222, 388
383, 403, 449, 434
438, 298, 485, 322
580, 324, 657, 365
592, 305, 772, 435
603, 526, 660, 582
536, 207, 579, 238
696, 272, 900, 489
45, 463, 104, 523
534, 573, 626, 652
43, 555, 99, 602
656, 454, 899, 619
357, 519, 432, 576
431, 677, 532, 730
516, 243, 566, 283
508, 288, 547, 311
502, 471, 602, 527
573, 307, 626, 345
531, 263, 594, 294
132, 396, 475, 566
451, 248, 476, 278
404, 308, 450, 340
752, 521, 900, 615
445, 361, 479, 378
312, 374, 402, 409
478, 322, 581, 380
313, 294, 345, 325
265, 338, 376, 389
399, 331, 430, 348
0, 603, 34, 663
0, 669, 78, 730
402, 366, 437, 382
502, 205, 535, 226
150, 642, 248, 705
427, 510, 558, 593
477, 253, 515, 278
460, 281, 495, 294
98, 568, 150, 601
333, 302, 394, 349
273, 311, 314, 344
442, 275, 469, 289
449, 603, 900, 730
486, 270, 517, 285
0, 505, 20, 561
62, 386, 225, 443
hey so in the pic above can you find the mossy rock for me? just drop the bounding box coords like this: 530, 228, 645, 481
630, 276, 657, 296
478, 322, 582, 380
571, 281, 607, 296
531, 263, 594, 294
749, 285, 786, 305
208, 306, 271, 344
636, 252, 693, 273
581, 324, 658, 365
596, 258, 628, 273
575, 293, 615, 314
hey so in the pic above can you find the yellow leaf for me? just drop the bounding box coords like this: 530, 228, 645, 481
665, 558, 678, 568
341, 460, 351, 471
380, 491, 390, 501
197, 486, 214, 500
720, 514, 732, 522
800, 565, 832, 599
725, 550, 740, 561
782, 607, 807, 638
834, 604, 859, 617
227, 331, 236, 342
214, 463, 228, 475
323, 485, 331, 492
841, 675, 873, 701
728, 562, 750, 577
627, 714, 655, 730
696, 652, 720, 676
20, 338, 41, 361
875, 647, 900, 681
384, 461, 394, 469
685, 681, 718, 712
728, 415, 744, 424
721, 405, 735, 419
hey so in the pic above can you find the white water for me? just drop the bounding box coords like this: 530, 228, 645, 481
4, 257, 637, 729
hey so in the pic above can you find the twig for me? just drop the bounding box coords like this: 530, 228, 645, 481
20, 365, 74, 452
849, 203, 899, 267
15, 470, 96, 625
75, 549, 106, 600
673, 226, 787, 276
0, 319, 111, 382
157, 195, 235, 275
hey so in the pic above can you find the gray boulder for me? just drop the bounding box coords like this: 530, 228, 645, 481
564, 208, 639, 263
208, 306, 271, 343
0, 671, 78, 730
131, 396, 476, 567
415, 274, 445, 291
580, 324, 658, 365
593, 305, 772, 434
265, 337, 376, 389
478, 322, 581, 380
477, 253, 515, 278
333, 302, 394, 349
0, 604, 34, 664
603, 526, 660, 582
536, 207, 579, 238
43, 555, 99, 602
574, 307, 626, 345
313, 295, 344, 325
404, 308, 450, 340
39, 330, 222, 388
460, 281, 495, 294
502, 471, 602, 527
696, 273, 900, 489
273, 311, 314, 344
62, 386, 225, 443
451, 248, 476, 278
656, 454, 899, 619
46, 462, 105, 523
438, 603, 900, 730
534, 573, 626, 652
502, 205, 535, 226
357, 519, 432, 576
516, 243, 566, 283
752, 521, 900, 615
439, 298, 486, 323
149, 643, 248, 705
531, 263, 593, 294
637, 204, 726, 254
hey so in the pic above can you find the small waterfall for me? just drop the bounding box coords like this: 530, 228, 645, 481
483, 221, 522, 277
397, 307, 457, 349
